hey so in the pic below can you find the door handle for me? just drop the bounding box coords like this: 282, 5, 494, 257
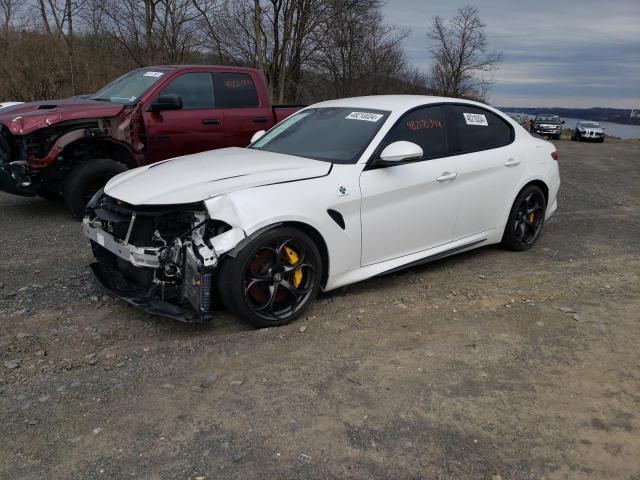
202, 118, 220, 125
504, 158, 521, 167
252, 116, 269, 123
436, 171, 457, 182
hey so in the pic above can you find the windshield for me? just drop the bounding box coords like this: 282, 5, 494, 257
579, 121, 600, 127
537, 116, 560, 123
92, 69, 169, 104
250, 107, 390, 164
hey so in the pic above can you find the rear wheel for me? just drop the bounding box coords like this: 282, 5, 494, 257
64, 159, 127, 220
217, 226, 323, 327
502, 185, 547, 251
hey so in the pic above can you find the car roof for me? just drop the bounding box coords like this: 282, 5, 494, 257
311, 95, 499, 115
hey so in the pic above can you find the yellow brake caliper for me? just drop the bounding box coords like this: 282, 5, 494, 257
283, 245, 303, 288
528, 212, 535, 223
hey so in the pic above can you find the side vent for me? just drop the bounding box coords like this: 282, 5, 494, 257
327, 209, 345, 230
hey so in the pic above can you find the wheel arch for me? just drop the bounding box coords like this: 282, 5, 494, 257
223, 220, 330, 289
61, 138, 137, 169
521, 179, 549, 205
281, 221, 330, 289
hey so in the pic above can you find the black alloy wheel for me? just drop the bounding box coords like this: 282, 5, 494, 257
502, 185, 547, 251
217, 226, 322, 327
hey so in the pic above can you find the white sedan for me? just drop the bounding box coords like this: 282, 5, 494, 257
83, 95, 560, 327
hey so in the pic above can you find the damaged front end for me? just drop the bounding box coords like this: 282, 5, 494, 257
0, 125, 33, 196
83, 192, 245, 322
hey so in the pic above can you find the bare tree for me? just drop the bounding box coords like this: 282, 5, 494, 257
427, 5, 503, 100
310, 0, 419, 99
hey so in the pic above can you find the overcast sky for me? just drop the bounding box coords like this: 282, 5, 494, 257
382, 0, 640, 108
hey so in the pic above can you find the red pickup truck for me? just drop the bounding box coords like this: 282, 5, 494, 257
0, 65, 300, 218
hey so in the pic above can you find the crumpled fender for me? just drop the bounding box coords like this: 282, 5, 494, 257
204, 194, 248, 255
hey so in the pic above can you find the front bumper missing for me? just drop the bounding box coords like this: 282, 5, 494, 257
83, 218, 161, 268
90, 261, 202, 322
84, 217, 215, 323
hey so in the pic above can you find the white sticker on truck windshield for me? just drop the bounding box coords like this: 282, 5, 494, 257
143, 71, 164, 78
463, 112, 488, 126
346, 112, 384, 122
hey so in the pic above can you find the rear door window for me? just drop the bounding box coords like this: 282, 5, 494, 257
383, 105, 448, 160
448, 105, 513, 153
158, 72, 215, 109
215, 73, 259, 108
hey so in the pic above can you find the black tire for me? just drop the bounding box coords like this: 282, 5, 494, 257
217, 226, 323, 327
64, 159, 127, 220
502, 184, 547, 251
598, 138, 605, 143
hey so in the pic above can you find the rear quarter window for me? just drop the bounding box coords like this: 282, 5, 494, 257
448, 105, 514, 154
215, 73, 259, 108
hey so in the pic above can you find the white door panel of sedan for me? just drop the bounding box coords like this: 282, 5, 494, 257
446, 104, 526, 238
84, 95, 560, 327
360, 155, 461, 265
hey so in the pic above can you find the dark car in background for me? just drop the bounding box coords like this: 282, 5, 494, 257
0, 66, 301, 218
531, 114, 564, 140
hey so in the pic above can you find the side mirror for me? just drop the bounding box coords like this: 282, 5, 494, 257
250, 130, 266, 143
379, 141, 423, 163
561, 120, 565, 124
149, 94, 182, 112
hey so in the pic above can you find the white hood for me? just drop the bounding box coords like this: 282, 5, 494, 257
104, 147, 332, 205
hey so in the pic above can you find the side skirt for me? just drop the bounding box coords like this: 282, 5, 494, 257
324, 231, 493, 291
377, 239, 486, 276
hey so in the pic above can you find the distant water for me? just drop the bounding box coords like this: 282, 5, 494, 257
560, 118, 640, 139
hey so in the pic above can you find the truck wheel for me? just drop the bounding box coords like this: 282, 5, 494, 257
64, 159, 127, 220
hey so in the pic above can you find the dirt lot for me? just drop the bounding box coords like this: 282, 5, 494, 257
1, 138, 639, 480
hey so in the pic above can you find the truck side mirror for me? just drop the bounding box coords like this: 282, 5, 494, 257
561, 120, 565, 124
149, 94, 183, 112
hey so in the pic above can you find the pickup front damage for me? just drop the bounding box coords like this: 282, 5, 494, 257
0, 105, 142, 197
84, 192, 246, 322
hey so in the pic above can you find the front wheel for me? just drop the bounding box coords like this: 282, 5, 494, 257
217, 226, 323, 327
502, 185, 547, 251
64, 159, 127, 220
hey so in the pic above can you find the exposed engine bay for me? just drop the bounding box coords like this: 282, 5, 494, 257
84, 191, 242, 322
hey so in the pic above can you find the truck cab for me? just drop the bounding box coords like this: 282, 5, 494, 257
0, 66, 300, 218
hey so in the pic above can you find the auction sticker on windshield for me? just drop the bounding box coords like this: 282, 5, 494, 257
463, 112, 488, 126
346, 112, 384, 122
144, 71, 164, 78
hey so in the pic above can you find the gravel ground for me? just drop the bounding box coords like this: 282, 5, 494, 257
1, 138, 639, 480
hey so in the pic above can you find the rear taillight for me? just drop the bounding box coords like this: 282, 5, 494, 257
551, 151, 558, 161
